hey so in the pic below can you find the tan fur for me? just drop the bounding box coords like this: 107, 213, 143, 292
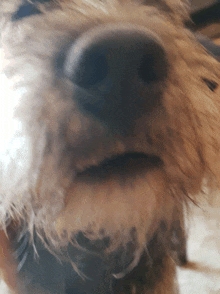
0, 230, 17, 293
0, 0, 220, 293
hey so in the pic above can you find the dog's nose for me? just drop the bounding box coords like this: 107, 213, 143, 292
63, 24, 168, 130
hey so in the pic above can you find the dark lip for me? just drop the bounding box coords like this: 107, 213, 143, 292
76, 152, 162, 179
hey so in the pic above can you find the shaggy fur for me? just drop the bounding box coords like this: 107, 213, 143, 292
0, 0, 220, 293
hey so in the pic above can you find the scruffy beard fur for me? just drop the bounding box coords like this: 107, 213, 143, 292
0, 0, 220, 293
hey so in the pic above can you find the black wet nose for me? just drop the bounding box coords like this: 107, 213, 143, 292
62, 24, 168, 129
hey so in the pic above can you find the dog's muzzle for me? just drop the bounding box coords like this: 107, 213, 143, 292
58, 24, 168, 132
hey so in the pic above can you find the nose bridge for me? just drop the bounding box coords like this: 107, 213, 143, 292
63, 23, 167, 131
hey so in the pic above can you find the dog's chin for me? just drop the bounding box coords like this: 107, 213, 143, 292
56, 151, 170, 249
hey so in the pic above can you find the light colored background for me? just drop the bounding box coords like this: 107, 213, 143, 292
178, 192, 220, 293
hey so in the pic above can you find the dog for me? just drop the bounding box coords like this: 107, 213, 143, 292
0, 0, 220, 293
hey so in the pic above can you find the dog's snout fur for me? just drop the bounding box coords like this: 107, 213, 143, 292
62, 24, 167, 128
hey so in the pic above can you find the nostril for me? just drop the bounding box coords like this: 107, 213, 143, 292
62, 43, 109, 88
138, 54, 158, 83
71, 50, 109, 88
138, 47, 167, 84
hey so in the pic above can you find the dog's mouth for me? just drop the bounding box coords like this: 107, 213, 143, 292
76, 152, 162, 179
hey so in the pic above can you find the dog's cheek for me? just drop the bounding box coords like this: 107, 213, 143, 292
202, 86, 220, 184
56, 168, 175, 249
